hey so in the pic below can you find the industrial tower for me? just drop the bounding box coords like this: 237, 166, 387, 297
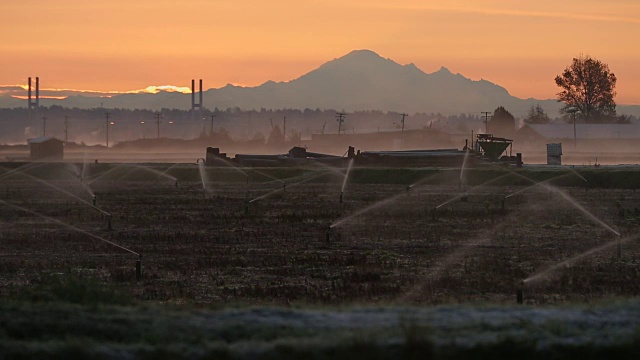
191, 79, 203, 122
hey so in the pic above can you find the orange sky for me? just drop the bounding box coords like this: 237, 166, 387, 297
2, 0, 640, 103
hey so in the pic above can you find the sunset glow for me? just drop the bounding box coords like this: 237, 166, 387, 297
2, 0, 640, 103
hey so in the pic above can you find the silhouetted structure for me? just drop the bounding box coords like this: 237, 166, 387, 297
27, 77, 40, 112
28, 136, 64, 161
191, 79, 203, 122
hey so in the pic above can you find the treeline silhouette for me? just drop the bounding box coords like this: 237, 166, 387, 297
0, 106, 482, 145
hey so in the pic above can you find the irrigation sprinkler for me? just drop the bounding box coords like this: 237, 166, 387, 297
136, 254, 143, 281
617, 235, 622, 258
340, 191, 343, 203
106, 214, 113, 231
516, 281, 524, 304
1, 199, 140, 280
175, 179, 178, 189
432, 207, 437, 220
93, 195, 97, 206
501, 197, 505, 211
283, 182, 287, 192
325, 226, 331, 244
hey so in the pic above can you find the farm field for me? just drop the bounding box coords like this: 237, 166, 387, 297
1, 162, 640, 358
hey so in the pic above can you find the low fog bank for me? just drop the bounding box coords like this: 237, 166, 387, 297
4, 136, 640, 165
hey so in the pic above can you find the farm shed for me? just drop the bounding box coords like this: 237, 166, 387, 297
28, 136, 64, 161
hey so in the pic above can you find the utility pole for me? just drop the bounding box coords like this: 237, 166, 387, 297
42, 117, 47, 137
105, 112, 110, 148
209, 114, 215, 136
400, 113, 408, 133
566, 107, 579, 150
154, 112, 163, 139
400, 113, 408, 148
64, 116, 69, 142
283, 116, 287, 142
335, 112, 346, 135
481, 111, 492, 134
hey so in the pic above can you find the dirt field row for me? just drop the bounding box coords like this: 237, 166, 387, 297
1, 163, 639, 306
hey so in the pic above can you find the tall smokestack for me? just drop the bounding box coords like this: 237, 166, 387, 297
35, 77, 39, 107
199, 79, 203, 110
191, 79, 195, 109
28, 77, 32, 108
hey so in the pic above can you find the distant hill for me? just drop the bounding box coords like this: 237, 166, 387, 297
2, 50, 639, 117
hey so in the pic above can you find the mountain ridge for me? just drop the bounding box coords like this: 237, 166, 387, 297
2, 49, 639, 117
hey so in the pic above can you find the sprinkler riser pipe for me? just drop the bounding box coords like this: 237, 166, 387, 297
340, 192, 343, 203
136, 260, 142, 281
517, 288, 523, 304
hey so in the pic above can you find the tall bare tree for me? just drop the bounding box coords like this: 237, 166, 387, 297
555, 55, 617, 123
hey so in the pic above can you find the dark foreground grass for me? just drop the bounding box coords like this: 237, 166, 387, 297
2, 298, 639, 360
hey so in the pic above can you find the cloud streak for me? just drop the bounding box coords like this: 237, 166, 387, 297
0, 84, 193, 99
369, 3, 640, 25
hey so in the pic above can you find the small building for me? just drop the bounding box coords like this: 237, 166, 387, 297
517, 124, 640, 142
546, 143, 563, 165
28, 136, 64, 161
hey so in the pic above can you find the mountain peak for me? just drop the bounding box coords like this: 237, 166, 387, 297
342, 49, 383, 60
436, 66, 452, 74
